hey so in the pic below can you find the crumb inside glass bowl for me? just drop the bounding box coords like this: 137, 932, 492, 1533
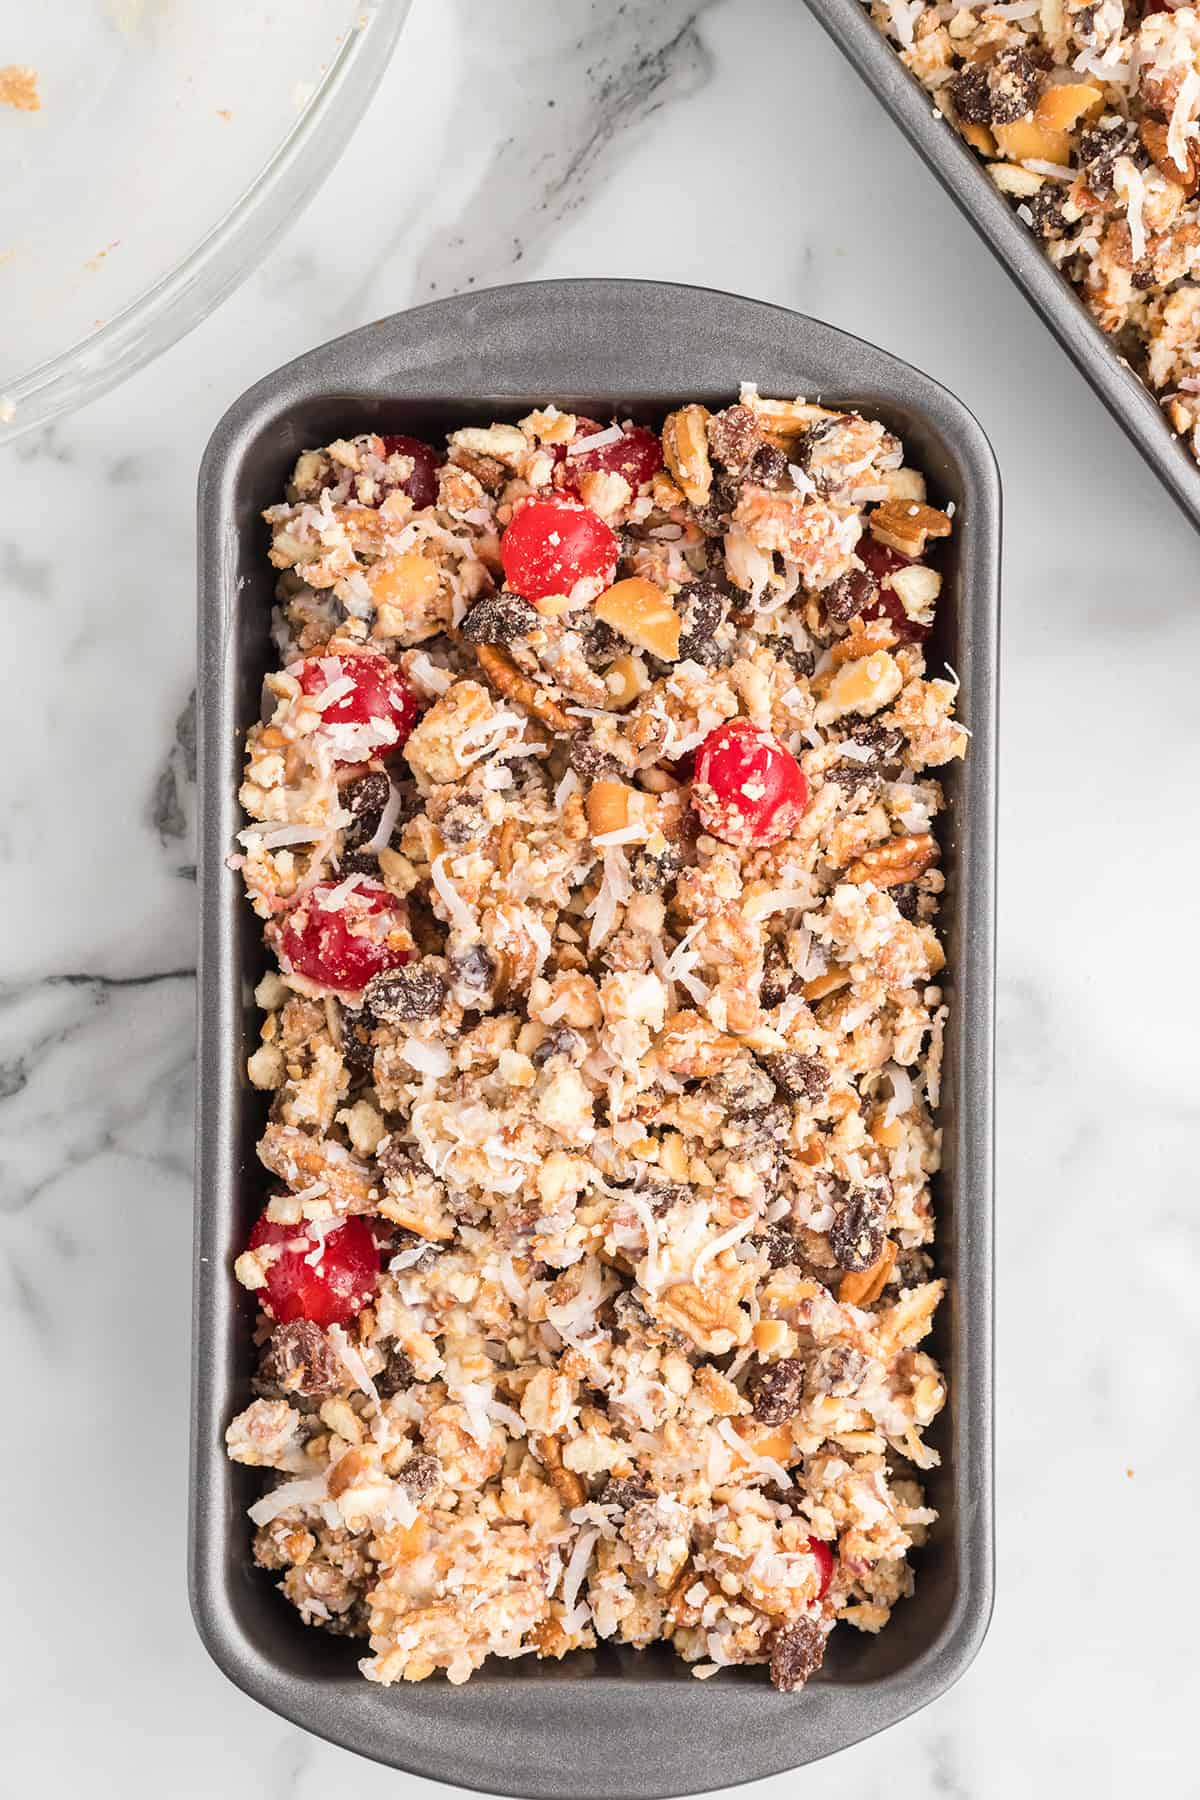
0, 0, 411, 440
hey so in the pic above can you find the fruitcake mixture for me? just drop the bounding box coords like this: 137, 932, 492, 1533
226, 392, 964, 1691
866, 0, 1200, 460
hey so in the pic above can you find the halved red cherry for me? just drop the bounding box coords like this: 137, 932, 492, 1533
857, 537, 930, 644
557, 423, 663, 494
808, 1536, 835, 1601
378, 433, 440, 509
500, 495, 619, 602
277, 879, 412, 996
295, 652, 420, 759
247, 1210, 380, 1326
692, 719, 809, 848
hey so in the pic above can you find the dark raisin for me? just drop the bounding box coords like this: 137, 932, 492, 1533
375, 1345, 416, 1398
748, 1357, 807, 1425
693, 470, 742, 535
364, 961, 447, 1023
1079, 120, 1140, 199
745, 443, 790, 489
532, 1025, 584, 1068
895, 1245, 934, 1287
438, 797, 487, 846
342, 771, 392, 848
578, 616, 621, 670
986, 47, 1039, 124
449, 943, 494, 1000
258, 1320, 342, 1398
568, 731, 622, 782
341, 1006, 376, 1076
338, 850, 383, 878
706, 404, 762, 472
385, 1224, 441, 1273
398, 1453, 442, 1500
849, 720, 904, 762
1028, 186, 1068, 241
598, 1476, 653, 1512
760, 943, 798, 1010
642, 1182, 691, 1216
769, 1619, 827, 1692
824, 567, 874, 625
777, 640, 815, 678
629, 841, 682, 893
675, 579, 728, 661
824, 761, 877, 792
376, 1136, 418, 1177
892, 883, 920, 922
829, 1189, 887, 1272
806, 1345, 867, 1398
460, 593, 541, 644
763, 1053, 829, 1103
712, 1061, 777, 1117
949, 63, 993, 125
758, 1223, 803, 1270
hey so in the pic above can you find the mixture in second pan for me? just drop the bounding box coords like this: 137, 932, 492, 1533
866, 0, 1200, 462
226, 390, 964, 1689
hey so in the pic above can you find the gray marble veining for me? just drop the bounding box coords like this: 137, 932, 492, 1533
1, 0, 1196, 1792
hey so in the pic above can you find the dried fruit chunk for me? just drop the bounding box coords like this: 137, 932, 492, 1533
845, 832, 938, 887
764, 1052, 829, 1103
594, 577, 683, 662
363, 961, 447, 1022
557, 423, 662, 492
662, 404, 714, 506
748, 1356, 806, 1424
768, 1618, 827, 1691
460, 593, 541, 645
829, 1188, 887, 1272
868, 500, 952, 559
259, 1319, 343, 1397
378, 434, 440, 508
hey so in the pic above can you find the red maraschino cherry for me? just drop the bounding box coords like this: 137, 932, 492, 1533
378, 433, 440, 509
692, 719, 809, 848
295, 652, 420, 757
277, 879, 411, 996
246, 1211, 380, 1326
500, 494, 618, 602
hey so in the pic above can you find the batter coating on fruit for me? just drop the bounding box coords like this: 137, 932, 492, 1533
227, 392, 965, 1688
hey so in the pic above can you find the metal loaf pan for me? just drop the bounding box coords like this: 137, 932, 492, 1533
804, 0, 1200, 534
191, 280, 997, 1798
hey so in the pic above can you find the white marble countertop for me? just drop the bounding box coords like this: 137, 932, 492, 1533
3, 0, 1196, 1793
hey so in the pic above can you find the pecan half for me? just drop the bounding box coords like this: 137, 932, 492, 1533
845, 832, 937, 887
471, 642, 575, 735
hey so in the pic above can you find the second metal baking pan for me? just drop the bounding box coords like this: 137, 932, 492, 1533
191, 279, 996, 1797
805, 0, 1200, 534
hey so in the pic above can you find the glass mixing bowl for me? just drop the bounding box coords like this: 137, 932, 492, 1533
0, 0, 411, 441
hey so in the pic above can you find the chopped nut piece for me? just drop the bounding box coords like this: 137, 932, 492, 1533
662, 404, 714, 506
868, 500, 952, 559
594, 577, 683, 661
